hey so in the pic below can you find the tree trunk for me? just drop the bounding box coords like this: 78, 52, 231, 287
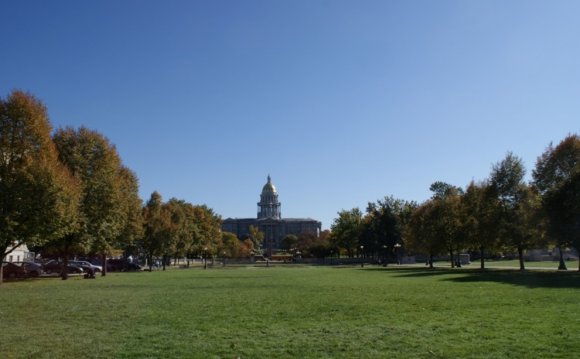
148, 254, 153, 272
479, 246, 485, 270
518, 247, 525, 270
429, 254, 434, 269
61, 241, 69, 280
557, 245, 567, 270
0, 262, 4, 287
162, 255, 166, 271
449, 248, 455, 268
101, 253, 107, 276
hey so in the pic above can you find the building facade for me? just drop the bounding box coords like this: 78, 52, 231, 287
222, 175, 321, 251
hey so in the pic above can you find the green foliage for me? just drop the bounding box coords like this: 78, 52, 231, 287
141, 191, 169, 269
330, 208, 363, 257
460, 181, 501, 268
221, 231, 241, 258
362, 196, 416, 259
190, 205, 222, 256
247, 225, 264, 254
533, 134, 580, 267
429, 181, 463, 199
281, 234, 298, 251
405, 200, 447, 265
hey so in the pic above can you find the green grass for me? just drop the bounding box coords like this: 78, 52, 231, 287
1, 265, 579, 358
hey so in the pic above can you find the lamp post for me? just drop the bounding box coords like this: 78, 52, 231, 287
360, 245, 364, 268
203, 246, 208, 270
382, 245, 387, 267
394, 243, 401, 265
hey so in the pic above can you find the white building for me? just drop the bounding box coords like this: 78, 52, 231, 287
4, 243, 33, 262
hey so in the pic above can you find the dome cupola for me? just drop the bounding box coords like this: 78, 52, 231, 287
257, 175, 281, 219
262, 175, 277, 193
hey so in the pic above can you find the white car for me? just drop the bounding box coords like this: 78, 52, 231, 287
70, 260, 102, 273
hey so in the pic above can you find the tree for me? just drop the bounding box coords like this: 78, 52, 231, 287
429, 182, 463, 267
114, 167, 143, 257
533, 134, 580, 270
281, 234, 298, 252
508, 185, 543, 270
460, 181, 500, 269
190, 205, 222, 261
489, 152, 538, 270
330, 208, 363, 258
53, 127, 127, 276
430, 181, 464, 199
221, 231, 241, 258
141, 192, 169, 271
362, 196, 416, 261
405, 200, 446, 268
247, 225, 264, 255
0, 91, 80, 285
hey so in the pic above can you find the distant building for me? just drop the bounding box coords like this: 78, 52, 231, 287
4, 243, 33, 262
222, 175, 321, 252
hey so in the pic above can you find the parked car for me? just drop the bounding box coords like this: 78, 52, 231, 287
107, 259, 142, 272
42, 260, 84, 275
13, 261, 43, 277
2, 262, 27, 279
70, 261, 102, 273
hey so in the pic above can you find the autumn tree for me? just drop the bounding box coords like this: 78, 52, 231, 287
53, 127, 128, 276
141, 191, 169, 271
221, 231, 241, 258
533, 134, 580, 270
114, 167, 143, 257
195, 205, 222, 255
0, 91, 80, 285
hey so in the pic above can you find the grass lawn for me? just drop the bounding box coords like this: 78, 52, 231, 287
0, 265, 579, 358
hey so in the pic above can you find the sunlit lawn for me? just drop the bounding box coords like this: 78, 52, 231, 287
1, 265, 579, 358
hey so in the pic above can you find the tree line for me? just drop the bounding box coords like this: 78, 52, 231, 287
330, 135, 579, 271
0, 90, 223, 285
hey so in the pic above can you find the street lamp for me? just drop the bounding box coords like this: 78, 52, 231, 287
203, 246, 208, 270
360, 245, 364, 268
394, 243, 402, 265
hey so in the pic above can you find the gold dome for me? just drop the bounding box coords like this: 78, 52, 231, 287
261, 175, 277, 193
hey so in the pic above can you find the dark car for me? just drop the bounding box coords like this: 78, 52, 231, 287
107, 259, 142, 272
42, 260, 84, 275
2, 262, 28, 279
13, 261, 43, 277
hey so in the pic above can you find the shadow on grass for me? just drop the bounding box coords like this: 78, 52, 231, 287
367, 266, 580, 289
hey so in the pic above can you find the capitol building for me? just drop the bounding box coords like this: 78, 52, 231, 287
221, 175, 322, 251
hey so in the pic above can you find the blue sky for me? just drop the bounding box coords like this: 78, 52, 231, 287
1, 1, 579, 229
